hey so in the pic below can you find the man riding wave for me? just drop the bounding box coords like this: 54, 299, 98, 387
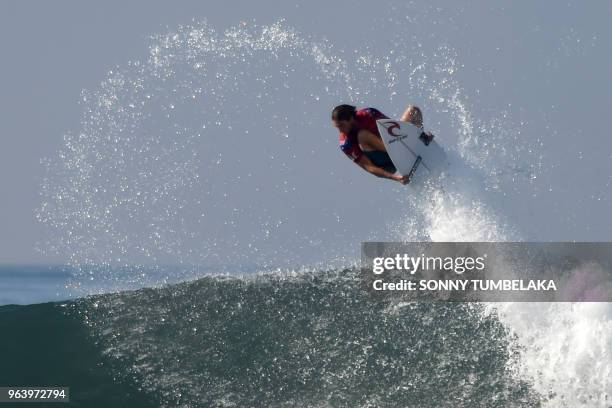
332, 104, 433, 184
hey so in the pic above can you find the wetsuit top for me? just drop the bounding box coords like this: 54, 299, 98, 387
338, 107, 388, 161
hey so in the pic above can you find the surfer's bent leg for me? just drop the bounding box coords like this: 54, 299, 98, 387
401, 105, 423, 128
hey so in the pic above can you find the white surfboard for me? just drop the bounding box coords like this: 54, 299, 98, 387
376, 119, 448, 183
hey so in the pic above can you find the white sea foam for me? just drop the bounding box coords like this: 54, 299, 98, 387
403, 59, 612, 407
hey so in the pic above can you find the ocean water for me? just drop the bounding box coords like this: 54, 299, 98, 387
0, 266, 71, 305
3, 17, 611, 408
2, 270, 539, 408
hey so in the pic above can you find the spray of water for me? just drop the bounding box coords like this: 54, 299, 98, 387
38, 19, 528, 283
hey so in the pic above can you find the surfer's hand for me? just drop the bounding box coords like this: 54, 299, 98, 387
395, 174, 410, 185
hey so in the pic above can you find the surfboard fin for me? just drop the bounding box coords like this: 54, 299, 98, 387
419, 131, 434, 146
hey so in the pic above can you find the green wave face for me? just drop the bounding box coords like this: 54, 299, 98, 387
1, 270, 541, 408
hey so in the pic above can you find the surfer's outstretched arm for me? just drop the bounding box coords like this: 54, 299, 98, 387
355, 155, 409, 185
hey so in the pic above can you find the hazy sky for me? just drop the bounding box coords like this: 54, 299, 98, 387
1, 1, 611, 264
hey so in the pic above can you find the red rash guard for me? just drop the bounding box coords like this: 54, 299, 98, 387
338, 107, 388, 161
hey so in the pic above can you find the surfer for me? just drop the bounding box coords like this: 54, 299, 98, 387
332, 104, 434, 184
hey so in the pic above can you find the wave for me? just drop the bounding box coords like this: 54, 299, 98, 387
2, 269, 541, 407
